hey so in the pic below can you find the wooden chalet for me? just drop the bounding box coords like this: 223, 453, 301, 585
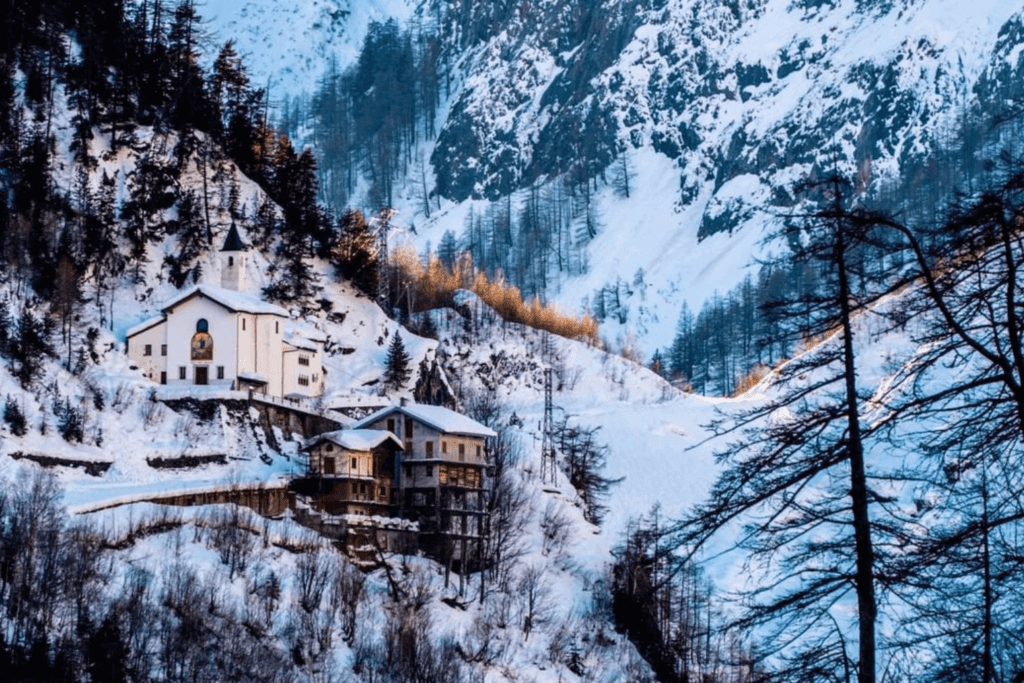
296, 401, 496, 569
301, 429, 404, 516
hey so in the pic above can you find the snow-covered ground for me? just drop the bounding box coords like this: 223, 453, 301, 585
199, 0, 1024, 361
202, 0, 416, 98
4, 4, 1006, 673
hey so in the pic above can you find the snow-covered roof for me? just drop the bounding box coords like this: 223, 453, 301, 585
238, 372, 269, 384
126, 315, 166, 338
302, 429, 404, 452
162, 284, 288, 317
285, 336, 320, 352
352, 404, 497, 438
287, 323, 327, 342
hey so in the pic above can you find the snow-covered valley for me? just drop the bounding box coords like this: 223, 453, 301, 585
3, 0, 1024, 680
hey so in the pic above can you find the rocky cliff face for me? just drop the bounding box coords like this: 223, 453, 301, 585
207, 0, 1024, 352
429, 0, 1024, 227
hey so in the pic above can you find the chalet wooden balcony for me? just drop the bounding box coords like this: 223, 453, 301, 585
438, 464, 482, 489
313, 473, 377, 481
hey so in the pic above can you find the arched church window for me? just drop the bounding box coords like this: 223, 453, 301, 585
228, 256, 234, 267
196, 319, 209, 333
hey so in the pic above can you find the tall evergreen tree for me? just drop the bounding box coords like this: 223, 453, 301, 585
12, 305, 52, 389
332, 209, 379, 297
52, 255, 81, 368
437, 229, 458, 270
163, 189, 205, 287
0, 295, 11, 356
383, 331, 411, 392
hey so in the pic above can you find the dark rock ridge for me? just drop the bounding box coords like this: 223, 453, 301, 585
426, 0, 1024, 236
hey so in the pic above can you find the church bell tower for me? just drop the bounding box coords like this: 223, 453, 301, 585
221, 223, 247, 291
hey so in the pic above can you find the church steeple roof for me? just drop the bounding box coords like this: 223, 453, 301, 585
221, 223, 247, 252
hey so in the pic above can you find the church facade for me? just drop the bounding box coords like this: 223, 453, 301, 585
126, 225, 326, 399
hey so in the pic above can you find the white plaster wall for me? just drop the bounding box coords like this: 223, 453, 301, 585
165, 296, 238, 388
309, 347, 325, 395
128, 292, 314, 398
234, 313, 257, 378
282, 346, 325, 397
127, 322, 167, 382
221, 252, 246, 290
363, 415, 487, 490
254, 315, 284, 396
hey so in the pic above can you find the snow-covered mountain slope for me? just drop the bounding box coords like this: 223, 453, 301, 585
425, 0, 1024, 352
202, 0, 416, 97
0, 59, 677, 675
437, 275, 979, 674
205, 0, 1024, 356
0, 88, 438, 510
426, 0, 1023, 208
5, 52, 999, 673
0, 175, 650, 683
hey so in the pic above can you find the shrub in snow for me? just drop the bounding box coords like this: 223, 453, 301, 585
57, 401, 86, 443
4, 395, 27, 436
540, 499, 573, 558
111, 383, 134, 412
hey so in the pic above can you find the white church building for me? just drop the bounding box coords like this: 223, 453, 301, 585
126, 225, 326, 399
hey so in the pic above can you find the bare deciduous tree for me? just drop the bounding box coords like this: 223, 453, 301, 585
517, 562, 553, 641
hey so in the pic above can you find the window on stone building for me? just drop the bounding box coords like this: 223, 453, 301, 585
144, 344, 152, 356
